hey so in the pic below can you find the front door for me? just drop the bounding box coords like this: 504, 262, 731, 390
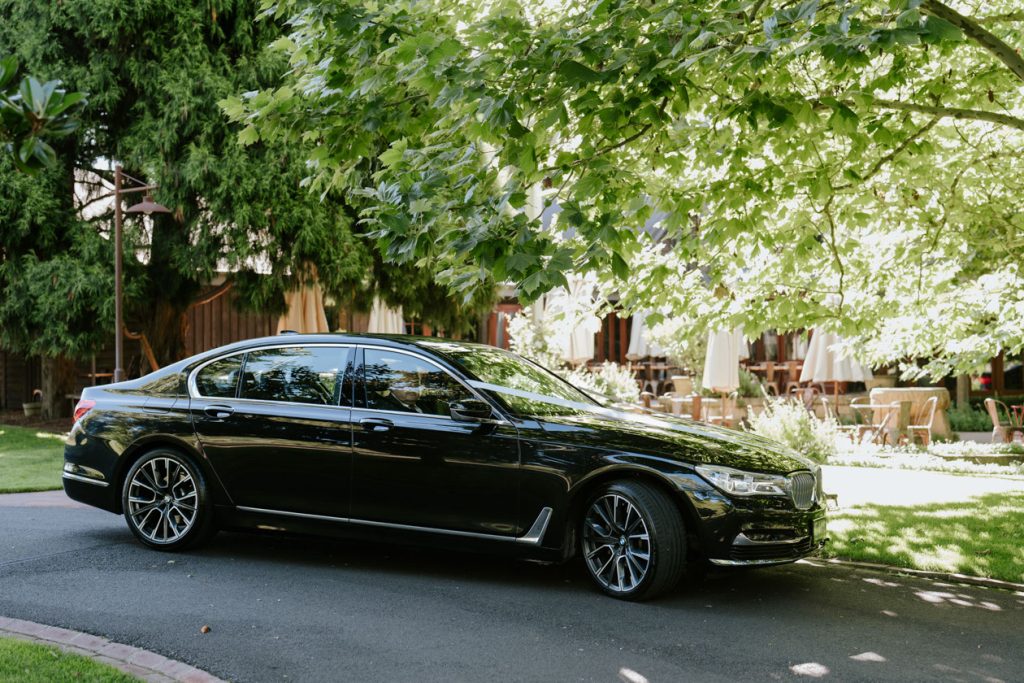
190, 344, 355, 517
351, 346, 521, 537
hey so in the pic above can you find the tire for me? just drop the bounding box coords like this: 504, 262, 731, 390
580, 480, 687, 601
121, 448, 216, 551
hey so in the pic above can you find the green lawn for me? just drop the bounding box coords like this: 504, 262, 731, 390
0, 637, 139, 682
823, 491, 1024, 584
0, 424, 66, 493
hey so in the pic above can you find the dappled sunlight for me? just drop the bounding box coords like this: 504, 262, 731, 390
617, 667, 649, 683
849, 652, 887, 663
825, 492, 1024, 583
790, 662, 830, 677
914, 590, 1003, 611
33, 431, 66, 441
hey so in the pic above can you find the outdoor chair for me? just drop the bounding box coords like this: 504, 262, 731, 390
984, 398, 1024, 443
904, 395, 939, 447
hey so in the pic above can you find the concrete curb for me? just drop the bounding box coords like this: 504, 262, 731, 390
801, 558, 1024, 593
0, 616, 226, 683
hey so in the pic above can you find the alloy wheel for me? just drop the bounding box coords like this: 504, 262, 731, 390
126, 456, 198, 544
582, 493, 652, 593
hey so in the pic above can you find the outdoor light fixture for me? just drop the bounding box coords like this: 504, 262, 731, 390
126, 194, 171, 216
111, 165, 171, 382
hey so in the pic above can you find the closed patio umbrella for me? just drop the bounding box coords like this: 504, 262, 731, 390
701, 328, 748, 424
799, 330, 872, 402
367, 297, 405, 334
626, 311, 666, 360
546, 275, 600, 367
277, 268, 329, 334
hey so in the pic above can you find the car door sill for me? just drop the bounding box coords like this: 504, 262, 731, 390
236, 505, 554, 546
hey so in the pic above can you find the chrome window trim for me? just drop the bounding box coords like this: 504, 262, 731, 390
187, 343, 355, 402
236, 505, 551, 546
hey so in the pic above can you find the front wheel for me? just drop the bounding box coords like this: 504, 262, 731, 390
122, 449, 215, 551
581, 480, 687, 600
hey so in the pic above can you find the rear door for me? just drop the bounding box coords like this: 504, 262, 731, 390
189, 344, 355, 517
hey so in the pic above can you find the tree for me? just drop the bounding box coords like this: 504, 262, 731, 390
0, 1, 493, 417
236, 0, 1024, 379
0, 55, 84, 173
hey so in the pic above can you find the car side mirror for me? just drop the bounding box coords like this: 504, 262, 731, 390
450, 399, 494, 423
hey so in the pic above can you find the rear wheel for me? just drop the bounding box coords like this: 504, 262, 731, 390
581, 480, 686, 600
122, 449, 215, 551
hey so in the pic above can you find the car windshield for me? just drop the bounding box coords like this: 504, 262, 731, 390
419, 342, 599, 417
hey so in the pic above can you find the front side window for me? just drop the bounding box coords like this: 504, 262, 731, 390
362, 349, 473, 417
422, 342, 597, 417
195, 355, 242, 398
240, 346, 348, 405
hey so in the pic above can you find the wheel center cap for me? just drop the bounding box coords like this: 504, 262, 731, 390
163, 494, 172, 503
619, 536, 626, 546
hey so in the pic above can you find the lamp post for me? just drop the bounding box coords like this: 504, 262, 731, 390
112, 164, 170, 382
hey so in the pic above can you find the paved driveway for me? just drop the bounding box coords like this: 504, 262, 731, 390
0, 493, 1020, 682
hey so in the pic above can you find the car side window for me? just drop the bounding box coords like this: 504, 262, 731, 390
195, 355, 242, 398
362, 349, 473, 417
240, 347, 348, 406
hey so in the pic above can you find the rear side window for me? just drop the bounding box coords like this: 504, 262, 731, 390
195, 356, 242, 398
241, 346, 348, 406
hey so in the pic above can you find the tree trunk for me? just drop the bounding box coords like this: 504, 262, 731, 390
956, 374, 970, 408
40, 354, 76, 419
143, 297, 189, 368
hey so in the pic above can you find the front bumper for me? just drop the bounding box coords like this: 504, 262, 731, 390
683, 485, 828, 566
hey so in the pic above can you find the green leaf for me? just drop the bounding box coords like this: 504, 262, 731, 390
557, 60, 605, 85
238, 124, 260, 146
378, 139, 408, 167
922, 16, 963, 42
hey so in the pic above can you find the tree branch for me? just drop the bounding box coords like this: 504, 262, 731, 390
871, 98, 1024, 133
977, 11, 1024, 25
921, 0, 1024, 83
835, 117, 939, 190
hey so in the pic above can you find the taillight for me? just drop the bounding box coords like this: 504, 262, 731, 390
73, 399, 95, 424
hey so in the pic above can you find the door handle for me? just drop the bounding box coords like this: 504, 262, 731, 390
360, 417, 393, 432
204, 405, 234, 419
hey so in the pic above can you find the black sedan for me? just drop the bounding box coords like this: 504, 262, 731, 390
64, 334, 826, 600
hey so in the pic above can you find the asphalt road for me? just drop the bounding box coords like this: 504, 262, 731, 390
1, 493, 1021, 682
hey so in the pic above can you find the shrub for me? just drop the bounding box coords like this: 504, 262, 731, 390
562, 362, 639, 404
947, 404, 994, 432
746, 396, 839, 463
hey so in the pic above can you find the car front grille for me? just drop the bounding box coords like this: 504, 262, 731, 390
729, 537, 814, 562
790, 472, 815, 510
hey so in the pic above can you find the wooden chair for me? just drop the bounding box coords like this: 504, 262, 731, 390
905, 395, 939, 446
984, 398, 1024, 443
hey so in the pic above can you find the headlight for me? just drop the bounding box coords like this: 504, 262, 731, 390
695, 464, 789, 497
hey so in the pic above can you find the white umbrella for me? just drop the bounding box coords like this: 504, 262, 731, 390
546, 275, 600, 366
702, 328, 748, 424
799, 331, 872, 383
277, 267, 330, 334
626, 311, 666, 360
702, 328, 747, 393
799, 330, 872, 403
367, 297, 405, 334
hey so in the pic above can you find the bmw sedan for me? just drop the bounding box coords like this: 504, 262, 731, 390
64, 334, 827, 600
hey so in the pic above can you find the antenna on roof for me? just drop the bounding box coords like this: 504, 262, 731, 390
279, 329, 299, 335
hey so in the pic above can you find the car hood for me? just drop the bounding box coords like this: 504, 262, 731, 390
536, 408, 815, 474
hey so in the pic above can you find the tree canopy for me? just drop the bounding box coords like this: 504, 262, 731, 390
234, 0, 1024, 378
0, 0, 492, 371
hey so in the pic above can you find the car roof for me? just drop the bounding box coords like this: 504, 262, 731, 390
189, 333, 489, 363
